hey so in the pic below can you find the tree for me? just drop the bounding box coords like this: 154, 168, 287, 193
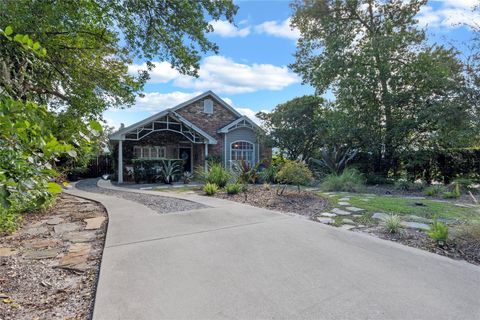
290, 0, 476, 176
0, 0, 237, 118
275, 160, 313, 194
257, 95, 326, 162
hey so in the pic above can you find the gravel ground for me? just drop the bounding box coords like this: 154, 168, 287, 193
76, 179, 207, 214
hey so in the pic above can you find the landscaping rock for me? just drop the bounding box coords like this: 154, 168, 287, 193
84, 217, 105, 230
23, 239, 62, 249
317, 217, 334, 224
341, 225, 355, 230
339, 197, 350, 201
0, 247, 17, 257
331, 208, 352, 216
54, 223, 81, 234
46, 217, 64, 225
24, 248, 59, 260
405, 215, 432, 224
372, 212, 389, 221
400, 221, 430, 230
25, 226, 48, 236
338, 202, 350, 206
353, 214, 363, 218
57, 243, 92, 272
63, 231, 97, 243
320, 212, 337, 217
342, 218, 355, 225
345, 207, 365, 212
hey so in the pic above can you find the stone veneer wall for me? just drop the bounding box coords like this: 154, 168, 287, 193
176, 97, 238, 160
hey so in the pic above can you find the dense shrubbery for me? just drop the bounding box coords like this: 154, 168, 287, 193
427, 218, 449, 245
385, 215, 402, 234
132, 159, 183, 184
321, 168, 365, 192
197, 163, 231, 188
225, 183, 241, 195
275, 160, 313, 194
203, 183, 219, 196
393, 179, 425, 192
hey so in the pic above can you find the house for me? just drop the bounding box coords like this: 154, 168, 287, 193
109, 91, 271, 183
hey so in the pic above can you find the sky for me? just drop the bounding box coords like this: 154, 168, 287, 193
103, 0, 479, 129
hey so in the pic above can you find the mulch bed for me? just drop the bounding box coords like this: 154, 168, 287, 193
359, 225, 480, 266
0, 193, 107, 320
213, 185, 329, 217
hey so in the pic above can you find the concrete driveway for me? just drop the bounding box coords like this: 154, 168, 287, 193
68, 183, 480, 320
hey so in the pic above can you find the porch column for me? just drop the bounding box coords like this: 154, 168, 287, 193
118, 140, 123, 184
204, 142, 208, 171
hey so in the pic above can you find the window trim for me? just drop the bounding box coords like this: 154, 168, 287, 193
203, 99, 213, 114
133, 145, 166, 159
230, 140, 254, 167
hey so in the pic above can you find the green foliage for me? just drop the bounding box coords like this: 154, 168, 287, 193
232, 160, 258, 184
257, 96, 326, 161
275, 161, 313, 194
259, 164, 279, 184
427, 218, 449, 245
183, 171, 193, 184
225, 183, 241, 195
132, 159, 182, 184
204, 183, 219, 196
321, 168, 365, 193
385, 215, 402, 234
394, 179, 425, 192
451, 178, 475, 193
197, 164, 231, 188
311, 147, 357, 175
424, 185, 447, 196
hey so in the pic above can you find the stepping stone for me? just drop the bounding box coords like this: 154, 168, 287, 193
57, 243, 92, 272
0, 247, 17, 257
23, 239, 62, 249
400, 221, 429, 230
339, 197, 350, 201
25, 226, 48, 236
63, 231, 97, 243
46, 217, 64, 225
353, 214, 363, 218
372, 212, 389, 221
320, 212, 337, 217
405, 215, 432, 224
79, 204, 99, 212
24, 248, 59, 260
345, 207, 365, 212
331, 208, 351, 216
317, 217, 334, 224
341, 218, 355, 225
338, 202, 350, 206
84, 217, 106, 230
71, 211, 101, 220
341, 225, 355, 230
54, 223, 81, 234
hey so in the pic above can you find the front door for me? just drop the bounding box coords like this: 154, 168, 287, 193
179, 148, 192, 173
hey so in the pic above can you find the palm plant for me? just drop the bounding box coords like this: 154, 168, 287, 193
158, 159, 181, 184
311, 146, 357, 174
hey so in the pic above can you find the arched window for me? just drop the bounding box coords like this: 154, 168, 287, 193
231, 141, 254, 166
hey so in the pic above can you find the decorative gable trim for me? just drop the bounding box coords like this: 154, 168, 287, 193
217, 116, 260, 133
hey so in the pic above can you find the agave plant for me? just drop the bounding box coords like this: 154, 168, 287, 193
311, 146, 357, 174
157, 160, 182, 184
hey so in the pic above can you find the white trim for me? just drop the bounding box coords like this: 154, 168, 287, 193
224, 133, 227, 168
218, 116, 260, 133
229, 140, 255, 168
118, 140, 123, 183
204, 142, 208, 171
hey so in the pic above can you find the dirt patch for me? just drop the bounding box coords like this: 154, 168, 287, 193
0, 193, 107, 320
358, 225, 480, 266
212, 186, 328, 217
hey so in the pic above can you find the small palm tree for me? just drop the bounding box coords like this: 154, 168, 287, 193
159, 160, 181, 184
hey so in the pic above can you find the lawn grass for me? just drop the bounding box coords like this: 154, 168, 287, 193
324, 193, 480, 221
154, 186, 200, 193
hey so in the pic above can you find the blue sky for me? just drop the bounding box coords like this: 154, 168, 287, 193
104, 0, 479, 129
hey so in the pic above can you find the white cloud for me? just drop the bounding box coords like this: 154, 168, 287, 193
235, 107, 267, 125
128, 61, 179, 83
173, 55, 300, 94
417, 1, 479, 29
209, 20, 250, 37
133, 91, 202, 113
254, 18, 300, 40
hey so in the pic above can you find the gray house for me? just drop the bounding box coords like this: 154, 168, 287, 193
109, 91, 271, 183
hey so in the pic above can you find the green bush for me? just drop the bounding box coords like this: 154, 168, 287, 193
385, 215, 402, 233
394, 179, 425, 191
259, 164, 279, 183
450, 178, 475, 194
365, 173, 393, 185
225, 183, 241, 195
424, 184, 446, 196
197, 163, 231, 188
442, 183, 461, 199
427, 218, 449, 245
232, 160, 258, 184
203, 183, 219, 196
276, 161, 313, 194
321, 168, 365, 192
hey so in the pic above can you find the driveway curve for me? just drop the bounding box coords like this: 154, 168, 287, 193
67, 180, 480, 320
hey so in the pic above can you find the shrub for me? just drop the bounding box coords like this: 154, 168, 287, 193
424, 185, 446, 196
203, 183, 219, 196
199, 163, 230, 188
442, 183, 461, 199
263, 182, 271, 190
311, 147, 357, 174
276, 161, 313, 194
232, 160, 258, 184
394, 179, 425, 191
365, 173, 392, 185
427, 218, 449, 245
321, 168, 365, 192
259, 164, 279, 183
183, 171, 193, 184
385, 215, 402, 233
450, 178, 475, 194
225, 183, 241, 195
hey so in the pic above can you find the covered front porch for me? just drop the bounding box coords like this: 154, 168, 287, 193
110, 112, 217, 183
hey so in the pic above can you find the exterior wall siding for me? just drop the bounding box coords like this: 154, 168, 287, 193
225, 127, 258, 167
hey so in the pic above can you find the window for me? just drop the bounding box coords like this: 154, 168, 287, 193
231, 141, 254, 167
203, 99, 213, 114
133, 146, 166, 159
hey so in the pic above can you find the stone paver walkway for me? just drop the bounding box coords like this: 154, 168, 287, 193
66, 180, 480, 320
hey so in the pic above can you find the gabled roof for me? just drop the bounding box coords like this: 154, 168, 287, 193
109, 91, 239, 141
217, 116, 261, 133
